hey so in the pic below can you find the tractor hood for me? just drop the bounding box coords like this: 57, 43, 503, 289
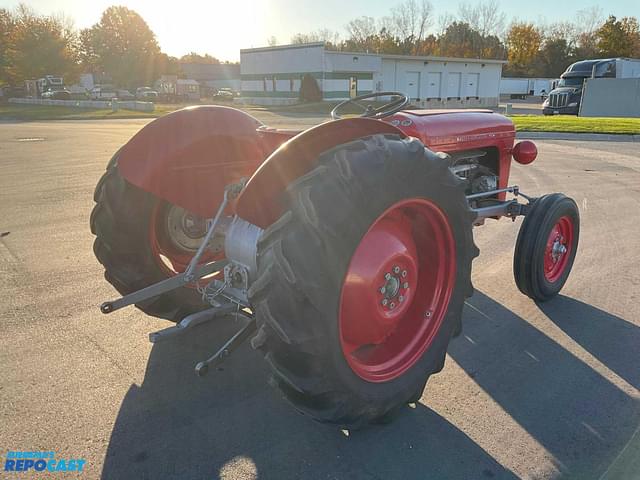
385, 109, 515, 151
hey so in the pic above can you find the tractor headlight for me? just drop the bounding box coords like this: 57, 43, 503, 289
568, 102, 578, 107
543, 98, 549, 106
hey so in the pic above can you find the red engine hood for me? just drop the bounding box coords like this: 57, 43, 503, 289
385, 109, 515, 152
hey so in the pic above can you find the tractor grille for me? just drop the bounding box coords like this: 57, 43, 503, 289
549, 93, 568, 108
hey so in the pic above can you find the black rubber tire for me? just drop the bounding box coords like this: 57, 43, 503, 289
248, 134, 478, 427
514, 193, 579, 302
90, 153, 207, 321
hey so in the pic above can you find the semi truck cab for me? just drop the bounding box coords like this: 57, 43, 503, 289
542, 58, 640, 115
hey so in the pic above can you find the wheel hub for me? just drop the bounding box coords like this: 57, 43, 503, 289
149, 202, 225, 277
544, 215, 574, 282
165, 205, 224, 254
550, 238, 567, 263
380, 267, 411, 310
181, 213, 207, 239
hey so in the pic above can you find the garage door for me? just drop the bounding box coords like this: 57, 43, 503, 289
426, 72, 441, 99
447, 72, 461, 99
466, 73, 479, 98
406, 72, 421, 100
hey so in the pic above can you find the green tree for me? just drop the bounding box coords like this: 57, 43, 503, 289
436, 21, 504, 59
2, 5, 78, 85
536, 37, 574, 77
596, 15, 640, 58
81, 6, 160, 88
505, 22, 542, 76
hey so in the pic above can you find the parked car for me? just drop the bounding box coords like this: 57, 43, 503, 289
212, 88, 235, 101
41, 88, 71, 100
116, 89, 135, 100
136, 87, 158, 100
90, 86, 117, 100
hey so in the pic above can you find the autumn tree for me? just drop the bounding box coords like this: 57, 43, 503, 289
596, 15, 640, 58
505, 22, 542, 76
0, 9, 14, 84
154, 53, 181, 76
179, 52, 220, 64
2, 5, 79, 85
80, 6, 160, 88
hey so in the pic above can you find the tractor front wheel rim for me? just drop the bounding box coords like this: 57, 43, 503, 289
339, 198, 456, 383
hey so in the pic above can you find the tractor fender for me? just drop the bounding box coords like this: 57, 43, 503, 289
235, 117, 406, 228
117, 106, 283, 218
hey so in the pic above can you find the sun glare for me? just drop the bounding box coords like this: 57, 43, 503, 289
148, 0, 271, 61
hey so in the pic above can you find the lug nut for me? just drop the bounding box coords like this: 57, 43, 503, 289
393, 266, 400, 274
403, 282, 409, 289
382, 299, 388, 306
390, 302, 396, 309
384, 273, 392, 280
379, 286, 386, 294
402, 270, 407, 277
398, 295, 404, 302
425, 311, 432, 317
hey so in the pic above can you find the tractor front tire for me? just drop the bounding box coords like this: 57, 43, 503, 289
514, 193, 579, 301
248, 135, 478, 427
90, 154, 209, 321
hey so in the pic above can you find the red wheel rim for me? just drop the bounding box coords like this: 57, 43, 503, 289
339, 198, 456, 383
543, 215, 574, 283
149, 203, 222, 279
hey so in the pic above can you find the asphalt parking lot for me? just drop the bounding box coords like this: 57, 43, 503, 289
0, 117, 639, 480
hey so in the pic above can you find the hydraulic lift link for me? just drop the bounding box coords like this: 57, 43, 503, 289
148, 304, 239, 343
195, 313, 257, 377
99, 259, 228, 314
99, 179, 248, 315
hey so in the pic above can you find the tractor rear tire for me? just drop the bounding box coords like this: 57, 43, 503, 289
90, 153, 209, 321
248, 135, 478, 427
514, 193, 579, 302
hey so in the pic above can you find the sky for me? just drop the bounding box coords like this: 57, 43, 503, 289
2, 0, 639, 61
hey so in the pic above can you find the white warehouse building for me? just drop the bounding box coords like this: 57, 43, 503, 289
240, 42, 506, 107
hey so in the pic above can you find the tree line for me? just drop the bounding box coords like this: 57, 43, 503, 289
1, 1, 640, 90
0, 4, 233, 89
286, 0, 640, 77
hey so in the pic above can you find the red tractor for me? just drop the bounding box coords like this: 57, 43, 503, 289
92, 93, 579, 427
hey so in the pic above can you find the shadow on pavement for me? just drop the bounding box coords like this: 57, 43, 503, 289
101, 292, 639, 479
449, 292, 640, 479
100, 314, 516, 480
538, 295, 640, 390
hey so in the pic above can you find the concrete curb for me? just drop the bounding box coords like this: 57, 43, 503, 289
516, 131, 640, 142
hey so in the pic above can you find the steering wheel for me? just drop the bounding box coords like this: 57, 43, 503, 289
331, 91, 410, 120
